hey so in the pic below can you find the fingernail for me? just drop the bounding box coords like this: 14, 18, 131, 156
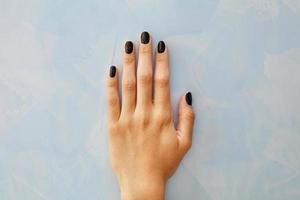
141, 31, 150, 44
110, 65, 116, 77
157, 41, 165, 53
125, 41, 133, 54
185, 92, 192, 105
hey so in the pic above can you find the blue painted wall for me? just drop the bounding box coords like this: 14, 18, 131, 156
1, 0, 300, 199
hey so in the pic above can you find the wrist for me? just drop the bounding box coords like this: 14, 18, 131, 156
119, 173, 166, 200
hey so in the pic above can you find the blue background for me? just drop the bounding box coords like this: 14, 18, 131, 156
0, 0, 300, 199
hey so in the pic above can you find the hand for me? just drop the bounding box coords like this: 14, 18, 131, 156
106, 32, 195, 200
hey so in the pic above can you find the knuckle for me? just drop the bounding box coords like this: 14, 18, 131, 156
155, 76, 169, 88
123, 79, 136, 91
136, 111, 151, 127
106, 79, 117, 88
141, 116, 150, 127
140, 45, 152, 54
180, 109, 195, 121
108, 124, 118, 134
182, 139, 192, 152
186, 110, 195, 121
154, 109, 172, 124
156, 54, 167, 63
155, 114, 165, 122
137, 115, 150, 127
108, 96, 119, 107
139, 73, 152, 85
123, 55, 135, 65
185, 140, 192, 151
164, 112, 172, 123
119, 116, 130, 127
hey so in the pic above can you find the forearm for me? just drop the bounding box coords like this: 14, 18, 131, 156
119, 174, 166, 200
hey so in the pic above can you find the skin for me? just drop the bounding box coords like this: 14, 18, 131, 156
106, 32, 195, 200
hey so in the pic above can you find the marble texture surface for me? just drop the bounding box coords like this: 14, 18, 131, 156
1, 0, 300, 199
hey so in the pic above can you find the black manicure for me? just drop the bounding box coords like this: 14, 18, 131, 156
110, 66, 116, 77
125, 41, 133, 54
141, 31, 150, 44
157, 41, 165, 53
185, 92, 192, 105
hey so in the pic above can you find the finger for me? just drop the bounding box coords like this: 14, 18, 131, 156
177, 92, 195, 153
137, 31, 153, 108
154, 41, 170, 108
121, 41, 136, 113
106, 65, 121, 121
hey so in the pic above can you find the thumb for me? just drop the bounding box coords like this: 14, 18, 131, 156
177, 92, 195, 153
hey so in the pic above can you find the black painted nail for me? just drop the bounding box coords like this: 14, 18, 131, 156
157, 41, 165, 53
141, 31, 150, 44
185, 92, 192, 105
110, 66, 116, 77
125, 41, 133, 54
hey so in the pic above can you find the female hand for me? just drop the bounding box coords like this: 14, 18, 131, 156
106, 32, 195, 200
